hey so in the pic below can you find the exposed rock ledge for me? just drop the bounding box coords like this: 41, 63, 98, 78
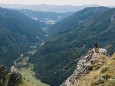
61, 48, 107, 86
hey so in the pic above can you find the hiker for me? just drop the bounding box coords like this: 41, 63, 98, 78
94, 43, 99, 53
92, 44, 99, 54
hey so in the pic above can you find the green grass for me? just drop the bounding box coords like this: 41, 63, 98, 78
19, 68, 49, 86
74, 54, 115, 86
16, 57, 49, 86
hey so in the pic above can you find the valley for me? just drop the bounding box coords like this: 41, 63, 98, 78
0, 5, 115, 86
12, 37, 49, 86
29, 7, 115, 86
0, 7, 45, 67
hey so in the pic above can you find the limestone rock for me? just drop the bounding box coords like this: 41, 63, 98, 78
61, 48, 107, 86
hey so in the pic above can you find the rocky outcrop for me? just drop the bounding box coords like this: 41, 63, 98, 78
7, 72, 22, 86
0, 65, 22, 86
0, 65, 9, 86
61, 48, 107, 86
74, 54, 115, 86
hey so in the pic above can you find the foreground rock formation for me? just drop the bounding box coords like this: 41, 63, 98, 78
0, 65, 22, 86
61, 47, 107, 86
74, 54, 115, 86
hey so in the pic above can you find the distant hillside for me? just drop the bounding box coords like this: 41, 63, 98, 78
18, 9, 73, 25
29, 7, 115, 86
0, 4, 98, 13
0, 7, 45, 67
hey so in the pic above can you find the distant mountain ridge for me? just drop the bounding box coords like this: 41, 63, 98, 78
0, 4, 98, 13
17, 9, 73, 25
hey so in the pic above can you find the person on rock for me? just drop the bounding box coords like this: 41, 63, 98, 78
92, 44, 99, 54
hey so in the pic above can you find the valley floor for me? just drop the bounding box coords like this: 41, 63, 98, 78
18, 64, 48, 86
14, 41, 49, 86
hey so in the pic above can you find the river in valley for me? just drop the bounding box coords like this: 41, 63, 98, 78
11, 35, 49, 86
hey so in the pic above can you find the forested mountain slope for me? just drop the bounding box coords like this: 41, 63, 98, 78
49, 7, 115, 54
0, 7, 45, 67
29, 7, 115, 86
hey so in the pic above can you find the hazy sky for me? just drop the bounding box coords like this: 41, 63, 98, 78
0, 0, 114, 6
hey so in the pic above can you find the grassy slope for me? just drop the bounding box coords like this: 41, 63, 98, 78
21, 80, 34, 86
19, 68, 48, 86
74, 54, 115, 86
16, 57, 49, 86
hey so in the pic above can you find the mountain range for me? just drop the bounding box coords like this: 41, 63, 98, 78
0, 4, 98, 13
0, 5, 115, 86
17, 9, 73, 25
29, 7, 115, 86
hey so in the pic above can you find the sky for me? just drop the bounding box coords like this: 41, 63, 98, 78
0, 0, 115, 6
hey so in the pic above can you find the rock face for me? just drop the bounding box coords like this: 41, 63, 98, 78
61, 48, 107, 86
0, 65, 9, 86
0, 65, 22, 86
7, 72, 22, 86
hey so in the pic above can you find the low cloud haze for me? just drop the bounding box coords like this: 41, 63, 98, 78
0, 0, 115, 6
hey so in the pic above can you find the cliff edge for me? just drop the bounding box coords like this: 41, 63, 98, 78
61, 47, 107, 86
